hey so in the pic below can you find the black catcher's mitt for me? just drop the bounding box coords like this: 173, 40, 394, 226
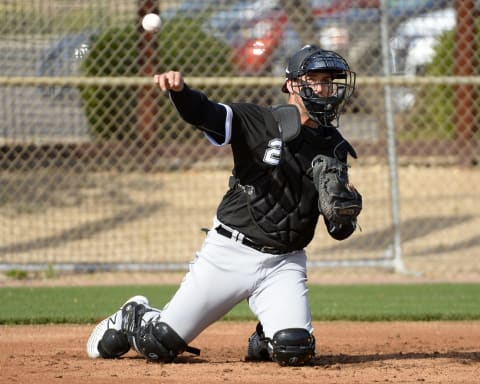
311, 154, 362, 227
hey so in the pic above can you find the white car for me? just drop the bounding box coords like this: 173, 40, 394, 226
390, 8, 456, 76
389, 8, 457, 111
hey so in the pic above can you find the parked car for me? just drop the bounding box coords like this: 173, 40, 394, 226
203, 0, 453, 76
389, 6, 478, 111
35, 30, 96, 99
390, 8, 456, 77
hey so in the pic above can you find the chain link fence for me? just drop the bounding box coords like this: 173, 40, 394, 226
0, 0, 479, 277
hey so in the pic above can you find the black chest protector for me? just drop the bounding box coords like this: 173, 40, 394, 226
246, 105, 320, 251
222, 105, 314, 251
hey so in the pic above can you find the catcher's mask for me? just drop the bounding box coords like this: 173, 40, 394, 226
282, 45, 356, 126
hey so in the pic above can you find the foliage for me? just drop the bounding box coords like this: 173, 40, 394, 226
4, 269, 28, 280
80, 18, 233, 140
405, 19, 480, 139
0, 7, 106, 35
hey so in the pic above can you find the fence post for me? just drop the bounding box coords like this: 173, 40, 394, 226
137, 0, 160, 154
380, 0, 406, 273
454, 0, 477, 166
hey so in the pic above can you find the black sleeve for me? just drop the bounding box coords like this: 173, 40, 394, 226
319, 126, 357, 163
323, 216, 356, 241
169, 84, 227, 143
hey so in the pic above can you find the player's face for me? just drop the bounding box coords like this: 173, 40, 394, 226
288, 72, 339, 126
301, 72, 335, 97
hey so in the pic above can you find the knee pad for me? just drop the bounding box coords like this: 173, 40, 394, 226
271, 328, 315, 366
97, 329, 130, 358
134, 321, 200, 363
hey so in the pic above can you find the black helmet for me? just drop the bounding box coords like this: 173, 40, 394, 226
282, 45, 356, 126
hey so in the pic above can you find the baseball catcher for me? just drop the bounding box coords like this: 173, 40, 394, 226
86, 44, 362, 367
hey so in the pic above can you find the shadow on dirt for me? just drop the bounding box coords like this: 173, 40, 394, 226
313, 351, 480, 366
122, 350, 480, 366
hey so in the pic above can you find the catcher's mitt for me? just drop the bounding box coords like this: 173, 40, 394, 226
311, 154, 362, 227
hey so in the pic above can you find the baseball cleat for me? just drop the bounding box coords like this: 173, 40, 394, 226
86, 295, 149, 358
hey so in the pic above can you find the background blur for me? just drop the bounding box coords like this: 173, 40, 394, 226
0, 0, 479, 279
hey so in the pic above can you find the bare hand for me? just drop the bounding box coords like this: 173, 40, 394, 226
153, 71, 184, 92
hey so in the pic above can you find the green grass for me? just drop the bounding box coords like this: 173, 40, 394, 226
0, 284, 479, 324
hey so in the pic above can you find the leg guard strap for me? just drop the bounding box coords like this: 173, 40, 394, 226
135, 321, 200, 362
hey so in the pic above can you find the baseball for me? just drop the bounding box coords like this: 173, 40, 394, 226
142, 13, 162, 32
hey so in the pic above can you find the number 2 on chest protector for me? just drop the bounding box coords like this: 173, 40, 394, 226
263, 138, 282, 165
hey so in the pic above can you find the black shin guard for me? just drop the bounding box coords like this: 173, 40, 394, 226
134, 321, 200, 363
121, 302, 200, 363
246, 322, 271, 361
97, 329, 130, 358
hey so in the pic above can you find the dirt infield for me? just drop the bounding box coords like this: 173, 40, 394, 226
1, 321, 479, 384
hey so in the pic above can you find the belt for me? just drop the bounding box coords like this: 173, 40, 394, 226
215, 225, 286, 255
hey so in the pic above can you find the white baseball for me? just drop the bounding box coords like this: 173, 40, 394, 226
142, 13, 162, 32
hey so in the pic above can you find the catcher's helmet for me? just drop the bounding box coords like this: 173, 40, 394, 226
282, 45, 356, 126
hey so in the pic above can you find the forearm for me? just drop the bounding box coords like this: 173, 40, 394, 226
169, 84, 227, 142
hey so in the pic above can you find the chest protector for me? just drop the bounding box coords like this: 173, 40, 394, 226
232, 105, 321, 251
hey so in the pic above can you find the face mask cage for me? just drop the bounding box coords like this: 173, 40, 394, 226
290, 51, 356, 126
